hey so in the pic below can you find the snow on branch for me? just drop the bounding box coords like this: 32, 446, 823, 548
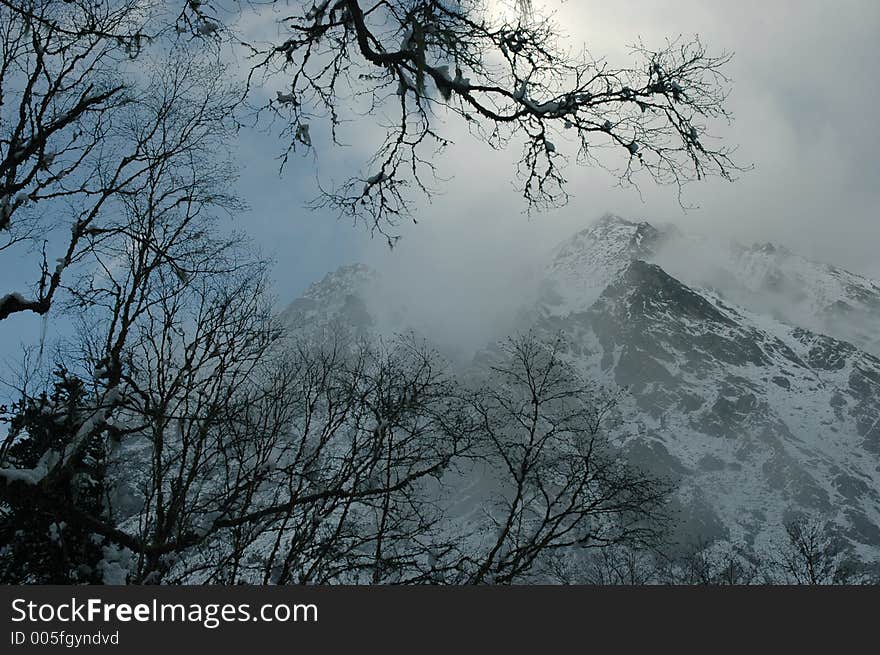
0, 386, 123, 487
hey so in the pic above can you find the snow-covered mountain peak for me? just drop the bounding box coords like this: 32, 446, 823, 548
279, 263, 377, 332
279, 214, 880, 564
526, 233, 880, 558
542, 214, 669, 315
534, 213, 880, 355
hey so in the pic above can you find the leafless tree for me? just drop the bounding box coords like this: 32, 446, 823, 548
2, 1, 742, 314
237, 0, 743, 242
659, 540, 763, 586
169, 333, 472, 585
2, 312, 474, 583
771, 518, 863, 586
453, 333, 669, 584
1, 46, 239, 464
3, 319, 678, 584
0, 1, 239, 323
544, 543, 660, 585
0, 48, 247, 581
151, 330, 670, 585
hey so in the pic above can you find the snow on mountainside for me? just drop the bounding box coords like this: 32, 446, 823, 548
540, 213, 880, 356
280, 214, 880, 563
541, 215, 665, 314
652, 226, 880, 358
279, 263, 378, 333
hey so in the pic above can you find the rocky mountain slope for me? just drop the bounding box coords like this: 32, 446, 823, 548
282, 215, 880, 563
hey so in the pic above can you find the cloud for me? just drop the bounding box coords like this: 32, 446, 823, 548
4, 1, 878, 371
342, 0, 880, 286
289, 0, 877, 354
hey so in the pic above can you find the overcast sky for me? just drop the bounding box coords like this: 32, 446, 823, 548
240, 0, 880, 299
259, 0, 880, 352
2, 0, 879, 385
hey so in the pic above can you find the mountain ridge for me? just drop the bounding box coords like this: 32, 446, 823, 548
281, 214, 880, 562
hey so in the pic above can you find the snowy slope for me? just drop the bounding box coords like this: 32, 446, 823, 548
541, 213, 667, 315
280, 263, 378, 334
651, 229, 880, 357
280, 215, 880, 563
